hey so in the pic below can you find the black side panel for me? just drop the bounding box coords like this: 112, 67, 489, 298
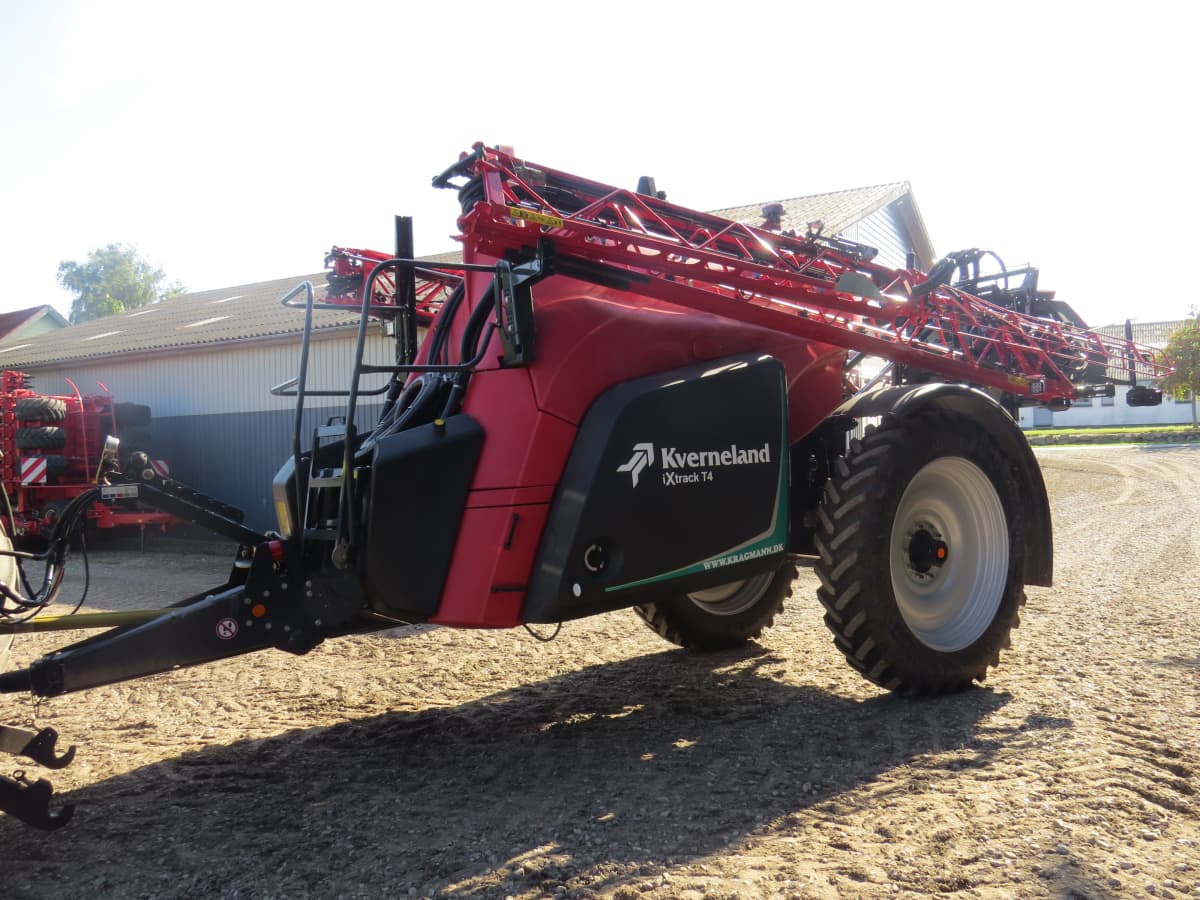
361, 416, 484, 620
524, 354, 789, 623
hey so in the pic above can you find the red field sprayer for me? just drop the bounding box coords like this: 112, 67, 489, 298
0, 143, 1169, 828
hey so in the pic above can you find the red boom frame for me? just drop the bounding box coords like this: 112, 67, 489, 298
447, 144, 1165, 402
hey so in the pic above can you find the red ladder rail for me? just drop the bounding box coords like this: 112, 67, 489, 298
447, 143, 1166, 403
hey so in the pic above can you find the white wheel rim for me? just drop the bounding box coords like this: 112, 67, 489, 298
688, 571, 774, 616
890, 456, 1008, 652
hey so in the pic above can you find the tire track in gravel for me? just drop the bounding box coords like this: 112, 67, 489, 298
1030, 446, 1200, 846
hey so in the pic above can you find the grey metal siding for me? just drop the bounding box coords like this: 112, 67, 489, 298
151, 403, 384, 532
20, 329, 396, 417
14, 328, 399, 531
854, 204, 910, 269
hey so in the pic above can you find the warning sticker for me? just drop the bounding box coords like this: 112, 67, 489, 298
101, 484, 140, 500
508, 206, 564, 229
20, 457, 47, 485
215, 618, 239, 640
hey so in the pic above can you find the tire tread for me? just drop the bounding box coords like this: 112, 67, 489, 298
814, 409, 1027, 695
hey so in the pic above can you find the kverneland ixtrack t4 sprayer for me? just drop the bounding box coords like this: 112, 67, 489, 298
0, 144, 1168, 828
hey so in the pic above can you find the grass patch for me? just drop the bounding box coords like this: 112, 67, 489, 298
1026, 424, 1199, 437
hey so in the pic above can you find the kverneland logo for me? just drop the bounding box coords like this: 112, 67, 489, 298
617, 442, 771, 487
661, 444, 771, 469
616, 443, 654, 487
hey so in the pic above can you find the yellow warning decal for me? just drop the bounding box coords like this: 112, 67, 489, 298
1007, 374, 1030, 388
508, 206, 564, 229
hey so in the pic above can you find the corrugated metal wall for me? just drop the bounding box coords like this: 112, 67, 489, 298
840, 203, 909, 269
21, 327, 398, 531
25, 328, 397, 416
151, 405, 384, 530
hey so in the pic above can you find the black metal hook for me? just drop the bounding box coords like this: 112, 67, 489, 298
20, 726, 76, 770
0, 772, 75, 830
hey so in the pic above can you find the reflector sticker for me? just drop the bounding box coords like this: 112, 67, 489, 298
150, 459, 170, 478
20, 457, 46, 484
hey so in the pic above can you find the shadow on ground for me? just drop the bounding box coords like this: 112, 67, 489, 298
2, 648, 1061, 898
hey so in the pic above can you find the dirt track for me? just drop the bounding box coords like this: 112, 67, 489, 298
2, 445, 1199, 899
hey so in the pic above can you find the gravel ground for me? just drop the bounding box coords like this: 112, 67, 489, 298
1, 445, 1198, 899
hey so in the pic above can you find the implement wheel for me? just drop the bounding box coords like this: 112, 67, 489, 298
15, 427, 67, 450
814, 409, 1026, 694
635, 561, 796, 651
14, 397, 67, 422
114, 402, 151, 428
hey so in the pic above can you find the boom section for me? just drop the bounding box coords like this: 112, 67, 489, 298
440, 143, 1165, 402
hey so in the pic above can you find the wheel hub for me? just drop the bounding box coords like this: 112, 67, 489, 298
889, 456, 1008, 652
905, 522, 949, 578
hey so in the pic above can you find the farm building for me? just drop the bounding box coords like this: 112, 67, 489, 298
0, 184, 933, 531
0, 305, 67, 345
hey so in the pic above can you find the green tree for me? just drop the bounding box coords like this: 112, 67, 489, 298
1160, 315, 1200, 426
57, 243, 185, 324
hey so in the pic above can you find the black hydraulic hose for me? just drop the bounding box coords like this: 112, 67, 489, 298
431, 144, 483, 190
441, 282, 498, 419
0, 487, 98, 620
428, 283, 466, 367
357, 374, 443, 458
376, 283, 466, 428
368, 279, 467, 441
458, 282, 497, 365
0, 478, 16, 539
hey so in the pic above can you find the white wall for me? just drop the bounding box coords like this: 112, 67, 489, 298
1018, 385, 1195, 428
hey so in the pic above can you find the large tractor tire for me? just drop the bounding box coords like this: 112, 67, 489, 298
635, 561, 797, 651
117, 425, 152, 452
15, 427, 67, 450
114, 402, 152, 428
814, 409, 1026, 695
116, 424, 152, 472
14, 397, 67, 422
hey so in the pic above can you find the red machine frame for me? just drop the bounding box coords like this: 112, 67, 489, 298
443, 143, 1165, 403
0, 372, 175, 539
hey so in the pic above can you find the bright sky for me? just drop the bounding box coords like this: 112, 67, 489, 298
2, 1, 1196, 329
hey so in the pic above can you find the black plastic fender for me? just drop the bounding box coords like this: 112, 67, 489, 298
830, 383, 1052, 587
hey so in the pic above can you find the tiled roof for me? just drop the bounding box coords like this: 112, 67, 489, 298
0, 305, 68, 343
0, 273, 345, 367
0, 185, 921, 370
1095, 319, 1190, 348
710, 182, 912, 239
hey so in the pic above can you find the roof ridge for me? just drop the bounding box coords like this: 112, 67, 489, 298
709, 182, 909, 215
